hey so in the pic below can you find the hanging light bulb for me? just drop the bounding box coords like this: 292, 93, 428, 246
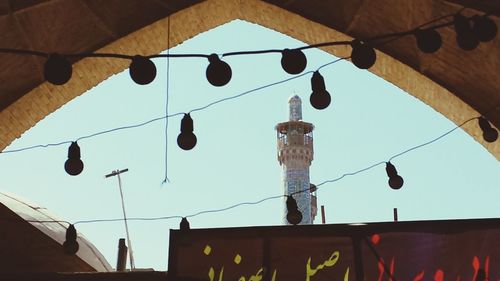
478, 117, 498, 143
350, 40, 376, 69
180, 217, 190, 232
281, 48, 307, 74
454, 14, 479, 51
179, 217, 191, 246
177, 113, 197, 150
63, 224, 79, 255
44, 53, 72, 85
206, 54, 231, 87
129, 55, 157, 85
309, 71, 331, 110
386, 162, 404, 190
415, 28, 442, 53
64, 142, 84, 176
286, 196, 302, 225
472, 15, 498, 42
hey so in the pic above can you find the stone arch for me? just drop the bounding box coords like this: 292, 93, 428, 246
0, 0, 497, 158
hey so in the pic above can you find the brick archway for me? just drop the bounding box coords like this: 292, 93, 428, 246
0, 0, 497, 158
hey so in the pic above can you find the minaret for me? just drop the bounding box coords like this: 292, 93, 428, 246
276, 95, 317, 225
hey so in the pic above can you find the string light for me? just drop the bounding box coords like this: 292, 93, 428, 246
350, 40, 376, 69
414, 28, 442, 54
163, 16, 172, 183
177, 113, 197, 150
454, 14, 479, 51
0, 60, 496, 187
0, 9, 494, 89
0, 58, 344, 156
206, 54, 232, 86
286, 195, 302, 225
15, 115, 495, 230
281, 48, 307, 74
0, 11, 496, 254
64, 142, 84, 176
385, 162, 404, 190
63, 224, 79, 255
129, 55, 157, 85
0, 11, 497, 178
309, 71, 331, 110
478, 117, 498, 143
44, 53, 72, 85
0, 72, 496, 178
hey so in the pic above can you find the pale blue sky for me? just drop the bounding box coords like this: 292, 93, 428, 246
0, 20, 498, 270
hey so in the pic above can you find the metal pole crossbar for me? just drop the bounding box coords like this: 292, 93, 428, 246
105, 168, 135, 270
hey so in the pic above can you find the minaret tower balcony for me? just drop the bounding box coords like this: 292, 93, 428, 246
275, 95, 316, 225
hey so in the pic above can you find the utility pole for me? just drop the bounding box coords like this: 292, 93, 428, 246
105, 168, 135, 270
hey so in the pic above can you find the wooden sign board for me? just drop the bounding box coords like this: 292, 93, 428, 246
168, 219, 500, 281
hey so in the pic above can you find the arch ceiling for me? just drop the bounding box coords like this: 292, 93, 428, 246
0, 0, 498, 158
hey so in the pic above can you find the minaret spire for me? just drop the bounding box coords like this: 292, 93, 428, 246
276, 95, 317, 225
289, 95, 302, 121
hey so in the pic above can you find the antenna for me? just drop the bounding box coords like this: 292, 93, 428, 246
105, 168, 135, 270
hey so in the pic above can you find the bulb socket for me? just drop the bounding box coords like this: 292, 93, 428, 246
63, 224, 79, 255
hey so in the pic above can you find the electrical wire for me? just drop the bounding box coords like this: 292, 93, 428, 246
76, 115, 179, 143
0, 58, 346, 154
184, 194, 285, 218
0, 7, 484, 63
73, 216, 183, 225
24, 219, 71, 225
388, 117, 478, 162
0, 6, 493, 155
163, 16, 171, 184
189, 58, 344, 114
19, 195, 285, 226
306, 116, 480, 193
0, 6, 496, 228
14, 115, 484, 228
313, 161, 388, 190
0, 140, 73, 154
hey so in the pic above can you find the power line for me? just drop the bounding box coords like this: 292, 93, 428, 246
0, 57, 346, 155
0, 6, 497, 228
0, 8, 472, 61
13, 115, 484, 228
1, 6, 496, 154
295, 116, 481, 192
388, 117, 478, 162
163, 16, 172, 184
